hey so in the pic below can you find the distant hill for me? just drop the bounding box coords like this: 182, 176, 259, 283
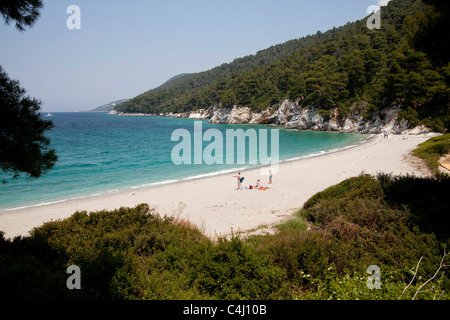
160, 73, 190, 86
90, 99, 128, 112
89, 75, 187, 112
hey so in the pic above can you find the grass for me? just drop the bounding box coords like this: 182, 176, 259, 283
412, 133, 450, 174
275, 216, 308, 232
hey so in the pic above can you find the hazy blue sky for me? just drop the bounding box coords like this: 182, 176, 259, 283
0, 0, 389, 112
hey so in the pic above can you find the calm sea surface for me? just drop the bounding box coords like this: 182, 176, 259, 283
0, 112, 368, 210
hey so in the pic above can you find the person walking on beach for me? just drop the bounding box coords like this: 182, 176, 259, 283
268, 170, 272, 184
233, 172, 243, 190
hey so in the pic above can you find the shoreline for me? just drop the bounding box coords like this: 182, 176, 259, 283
0, 133, 436, 240
0, 132, 371, 213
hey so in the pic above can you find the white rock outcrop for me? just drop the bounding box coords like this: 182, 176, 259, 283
209, 106, 253, 124
113, 98, 431, 135
207, 99, 425, 134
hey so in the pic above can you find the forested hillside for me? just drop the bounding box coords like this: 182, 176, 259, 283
117, 31, 325, 112
117, 0, 449, 131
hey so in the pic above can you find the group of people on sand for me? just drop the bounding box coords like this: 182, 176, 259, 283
232, 171, 272, 190
384, 132, 408, 140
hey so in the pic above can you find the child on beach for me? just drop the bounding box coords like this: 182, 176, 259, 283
233, 172, 244, 190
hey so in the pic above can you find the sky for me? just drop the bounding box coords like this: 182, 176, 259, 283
0, 0, 390, 112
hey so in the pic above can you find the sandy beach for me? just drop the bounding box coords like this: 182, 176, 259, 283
0, 133, 436, 239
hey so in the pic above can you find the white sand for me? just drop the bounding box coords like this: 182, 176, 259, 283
0, 133, 436, 239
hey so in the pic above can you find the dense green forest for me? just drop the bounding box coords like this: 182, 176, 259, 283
117, 0, 449, 132
117, 27, 325, 113
1, 172, 449, 299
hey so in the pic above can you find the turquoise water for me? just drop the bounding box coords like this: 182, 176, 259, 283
0, 112, 368, 210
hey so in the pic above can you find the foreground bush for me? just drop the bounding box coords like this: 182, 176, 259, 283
251, 173, 450, 299
1, 174, 449, 300
0, 204, 284, 299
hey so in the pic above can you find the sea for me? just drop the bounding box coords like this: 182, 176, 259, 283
0, 112, 369, 211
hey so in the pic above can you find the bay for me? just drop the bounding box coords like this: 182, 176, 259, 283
0, 112, 368, 210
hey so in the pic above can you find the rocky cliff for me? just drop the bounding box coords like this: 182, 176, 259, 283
205, 100, 428, 135
114, 99, 430, 135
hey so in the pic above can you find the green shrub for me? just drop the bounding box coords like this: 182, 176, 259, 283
250, 173, 450, 299
188, 235, 286, 299
412, 133, 450, 174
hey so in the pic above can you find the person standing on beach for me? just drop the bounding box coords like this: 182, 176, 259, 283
268, 170, 272, 184
233, 172, 242, 190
